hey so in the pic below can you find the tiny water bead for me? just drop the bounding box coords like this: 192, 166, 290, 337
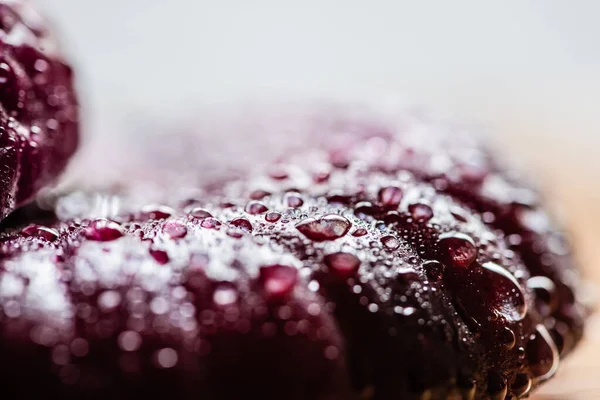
295, 214, 351, 242
84, 219, 124, 242
378, 186, 403, 208
437, 232, 477, 268
408, 203, 434, 222
324, 252, 360, 277
245, 201, 268, 215
21, 224, 59, 241
260, 265, 298, 299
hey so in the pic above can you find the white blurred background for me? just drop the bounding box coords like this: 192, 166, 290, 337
36, 0, 600, 182
33, 1, 600, 398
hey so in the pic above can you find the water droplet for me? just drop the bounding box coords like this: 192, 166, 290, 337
162, 221, 187, 239
324, 345, 339, 360
512, 373, 532, 397
354, 201, 376, 220
378, 186, 403, 208
457, 162, 488, 184
260, 265, 298, 299
526, 324, 559, 380
450, 208, 469, 223
500, 326, 516, 350
268, 164, 288, 180
381, 235, 400, 250
324, 252, 360, 277
200, 218, 222, 229
70, 338, 89, 357
351, 228, 368, 237
438, 232, 477, 268
265, 211, 282, 223
480, 262, 527, 322
155, 348, 178, 368
21, 224, 59, 241
119, 331, 142, 352
213, 284, 238, 306
189, 208, 212, 219
98, 290, 121, 312
396, 268, 419, 284
487, 371, 507, 400
423, 260, 444, 282
313, 170, 331, 183
84, 219, 123, 242
245, 201, 268, 215
150, 249, 169, 265
409, 203, 434, 222
296, 214, 351, 241
249, 189, 270, 200
401, 307, 417, 317
286, 193, 304, 208
527, 276, 557, 317
141, 205, 174, 220
230, 218, 253, 233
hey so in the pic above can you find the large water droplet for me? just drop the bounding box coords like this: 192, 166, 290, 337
512, 373, 532, 397
351, 228, 368, 237
295, 214, 351, 242
438, 232, 477, 268
527, 324, 559, 380
487, 371, 507, 400
480, 261, 527, 322
324, 252, 360, 277
527, 276, 557, 317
